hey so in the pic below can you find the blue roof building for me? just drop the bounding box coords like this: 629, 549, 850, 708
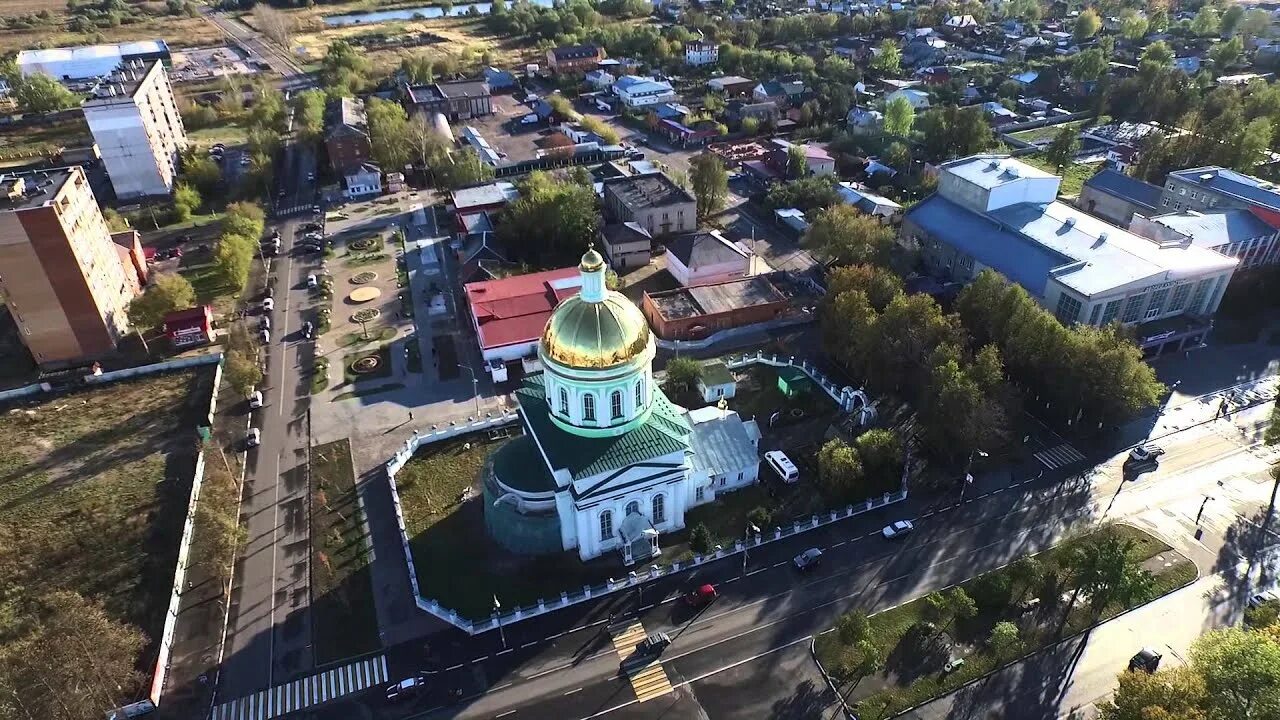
903, 155, 1240, 354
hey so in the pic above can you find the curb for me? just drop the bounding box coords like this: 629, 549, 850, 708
811, 636, 854, 720
812, 535, 1201, 720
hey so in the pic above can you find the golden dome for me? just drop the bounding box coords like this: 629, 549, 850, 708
541, 292, 651, 369
580, 246, 606, 273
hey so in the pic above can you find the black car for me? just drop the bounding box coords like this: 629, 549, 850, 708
301, 222, 323, 233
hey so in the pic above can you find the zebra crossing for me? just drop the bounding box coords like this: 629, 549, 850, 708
210, 655, 387, 720
273, 202, 315, 218
1034, 443, 1086, 470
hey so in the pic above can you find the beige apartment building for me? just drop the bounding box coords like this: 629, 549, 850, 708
0, 167, 144, 366
83, 59, 187, 199
602, 172, 697, 237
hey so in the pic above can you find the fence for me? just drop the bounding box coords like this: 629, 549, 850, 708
86, 352, 222, 384
654, 315, 815, 353
383, 352, 901, 633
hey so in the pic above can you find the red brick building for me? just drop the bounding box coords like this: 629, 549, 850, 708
642, 274, 799, 340
325, 97, 371, 173
163, 305, 213, 348
546, 44, 605, 74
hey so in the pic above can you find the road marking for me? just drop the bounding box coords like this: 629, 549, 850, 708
522, 641, 538, 649
497, 711, 517, 718
497, 648, 513, 656
564, 688, 583, 695
445, 663, 464, 671
211, 655, 387, 719
923, 510, 936, 517
832, 541, 845, 547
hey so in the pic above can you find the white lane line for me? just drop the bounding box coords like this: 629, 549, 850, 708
522, 641, 538, 649
547, 631, 566, 640
445, 663, 464, 671
564, 687, 583, 695
497, 648, 514, 656
745, 567, 768, 576
379, 654, 388, 681
497, 711, 517, 718
832, 541, 845, 547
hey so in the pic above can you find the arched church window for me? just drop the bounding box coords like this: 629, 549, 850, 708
583, 393, 596, 421
610, 390, 623, 419
558, 387, 569, 416
625, 500, 640, 516
635, 380, 643, 408
652, 494, 665, 524
600, 510, 613, 540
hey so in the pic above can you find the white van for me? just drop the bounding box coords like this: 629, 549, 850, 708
765, 450, 799, 484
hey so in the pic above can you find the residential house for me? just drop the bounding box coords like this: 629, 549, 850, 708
707, 75, 755, 96
602, 172, 697, 236
847, 107, 884, 131
684, 38, 718, 66
600, 222, 653, 270
902, 36, 948, 68
545, 44, 605, 74
837, 182, 903, 223
980, 101, 1020, 125
324, 96, 370, 173
752, 80, 805, 106
585, 69, 615, 90
614, 75, 677, 109
658, 118, 720, 147
886, 87, 931, 110
944, 14, 978, 31
450, 181, 520, 238
727, 100, 780, 127
664, 230, 752, 286
482, 66, 518, 91
405, 80, 493, 120
464, 266, 583, 379
1079, 168, 1162, 226
343, 163, 381, 198
903, 155, 1239, 356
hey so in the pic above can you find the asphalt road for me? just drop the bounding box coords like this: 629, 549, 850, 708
217, 145, 327, 700
204, 9, 308, 81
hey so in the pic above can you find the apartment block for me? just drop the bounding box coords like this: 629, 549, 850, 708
0, 167, 143, 366
83, 59, 187, 199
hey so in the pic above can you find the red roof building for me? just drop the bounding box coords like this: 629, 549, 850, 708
163, 305, 213, 348
464, 267, 583, 377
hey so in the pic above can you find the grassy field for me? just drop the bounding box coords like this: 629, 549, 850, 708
310, 440, 380, 664
0, 370, 212, 665
0, 118, 91, 158
290, 16, 542, 75
1020, 154, 1103, 198
815, 524, 1197, 719
187, 125, 251, 149
1008, 119, 1090, 144
0, 15, 222, 55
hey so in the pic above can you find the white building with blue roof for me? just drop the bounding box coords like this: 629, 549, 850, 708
904, 155, 1239, 356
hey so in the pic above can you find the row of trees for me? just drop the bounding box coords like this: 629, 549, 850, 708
355, 96, 494, 189
496, 171, 599, 266
816, 430, 904, 503
213, 202, 267, 292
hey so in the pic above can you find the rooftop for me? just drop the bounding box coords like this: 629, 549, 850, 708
687, 408, 759, 478
0, 168, 75, 212
464, 266, 582, 350
1168, 166, 1280, 212
81, 60, 163, 106
699, 361, 735, 387
516, 374, 691, 482
1083, 168, 1161, 212
647, 274, 790, 320
942, 154, 1056, 191
1149, 209, 1278, 247
603, 172, 695, 211
666, 230, 749, 269
451, 181, 519, 211
17, 40, 168, 68
550, 44, 601, 61
601, 221, 652, 247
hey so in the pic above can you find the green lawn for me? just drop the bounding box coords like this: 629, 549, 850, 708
187, 125, 250, 148
342, 344, 394, 383
1008, 119, 1089, 144
0, 370, 211, 672
815, 524, 1197, 719
1020, 155, 1103, 198
310, 440, 380, 664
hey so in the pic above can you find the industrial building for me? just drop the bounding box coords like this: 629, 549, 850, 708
0, 167, 144, 366
17, 40, 170, 82
82, 60, 188, 199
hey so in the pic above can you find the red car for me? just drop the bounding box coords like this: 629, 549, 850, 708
682, 584, 717, 608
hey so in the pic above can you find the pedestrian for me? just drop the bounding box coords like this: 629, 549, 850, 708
409, 411, 414, 422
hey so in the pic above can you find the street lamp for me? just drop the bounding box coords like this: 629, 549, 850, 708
457, 362, 481, 416
742, 523, 760, 576
959, 449, 988, 502
492, 594, 507, 650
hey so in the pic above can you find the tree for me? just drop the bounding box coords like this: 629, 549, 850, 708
817, 438, 865, 502
1211, 36, 1244, 70
253, 4, 293, 48
223, 201, 266, 239
1265, 400, 1280, 446
1072, 48, 1109, 83
320, 39, 368, 96
1074, 8, 1101, 42
947, 586, 977, 621
1222, 4, 1245, 36
0, 591, 146, 720
1191, 626, 1280, 719
579, 115, 620, 145
803, 204, 894, 267
1241, 9, 1272, 40
763, 175, 841, 212
837, 609, 871, 645
870, 40, 901, 76
1044, 124, 1081, 168
1098, 665, 1208, 720
1141, 40, 1174, 68
741, 116, 761, 135
11, 71, 79, 113
496, 172, 599, 265
1119, 9, 1149, 42
1007, 555, 1043, 594
1192, 5, 1221, 37
690, 522, 714, 554
826, 264, 903, 312
988, 621, 1020, 658
786, 144, 808, 179
214, 233, 254, 290
294, 89, 327, 146
664, 356, 703, 395
883, 95, 915, 137
923, 590, 952, 625
1067, 536, 1155, 617
182, 152, 222, 198
689, 152, 729, 220
852, 639, 882, 679
225, 348, 263, 396
854, 429, 903, 486
366, 97, 412, 172
172, 182, 201, 222
917, 106, 994, 162
127, 272, 195, 333
438, 149, 496, 190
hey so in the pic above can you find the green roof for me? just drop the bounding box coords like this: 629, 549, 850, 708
516, 374, 691, 481
700, 361, 735, 387
491, 435, 557, 493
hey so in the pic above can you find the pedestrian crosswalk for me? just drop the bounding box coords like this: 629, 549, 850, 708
273, 203, 315, 218
210, 655, 387, 720
1034, 443, 1086, 470
610, 621, 674, 703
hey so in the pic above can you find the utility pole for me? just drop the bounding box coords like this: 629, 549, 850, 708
959, 448, 988, 503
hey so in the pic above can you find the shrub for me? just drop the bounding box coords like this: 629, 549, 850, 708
690, 523, 714, 554
837, 609, 871, 645
747, 506, 773, 530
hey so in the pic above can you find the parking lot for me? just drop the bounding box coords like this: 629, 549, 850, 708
170, 45, 261, 83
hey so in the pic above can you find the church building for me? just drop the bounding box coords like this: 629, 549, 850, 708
484, 247, 762, 563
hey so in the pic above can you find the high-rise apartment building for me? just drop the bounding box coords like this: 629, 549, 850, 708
83, 59, 187, 199
0, 167, 144, 366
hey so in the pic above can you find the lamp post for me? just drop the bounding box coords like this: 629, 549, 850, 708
742, 523, 760, 576
492, 594, 507, 650
959, 449, 988, 502
457, 362, 481, 416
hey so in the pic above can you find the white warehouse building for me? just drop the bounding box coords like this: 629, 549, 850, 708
17, 40, 170, 82
903, 155, 1240, 357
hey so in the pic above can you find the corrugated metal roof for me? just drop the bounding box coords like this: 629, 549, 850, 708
1083, 169, 1161, 211
1151, 209, 1278, 248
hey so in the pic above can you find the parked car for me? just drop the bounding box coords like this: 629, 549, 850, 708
682, 584, 717, 608
240, 155, 251, 166
1129, 647, 1162, 673
261, 298, 274, 312
385, 674, 428, 702
259, 316, 271, 332
793, 547, 823, 571
307, 274, 319, 289
635, 632, 671, 657
882, 520, 915, 539
304, 231, 323, 241
302, 321, 314, 340
1128, 445, 1165, 464
259, 328, 270, 344
1248, 590, 1280, 608
248, 390, 263, 409
245, 427, 261, 448
301, 222, 323, 232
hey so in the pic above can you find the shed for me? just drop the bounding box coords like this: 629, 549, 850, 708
697, 361, 737, 403
776, 366, 812, 397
